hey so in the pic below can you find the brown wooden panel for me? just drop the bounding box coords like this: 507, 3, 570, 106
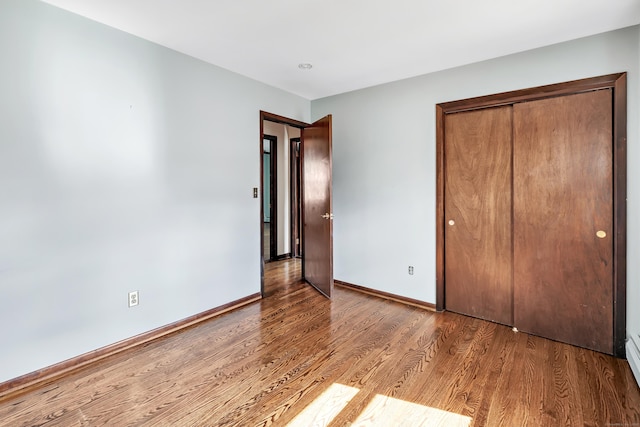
513, 90, 613, 354
302, 115, 333, 297
290, 138, 302, 258
444, 106, 513, 325
438, 73, 623, 114
437, 73, 627, 356
436, 105, 445, 311
612, 74, 627, 358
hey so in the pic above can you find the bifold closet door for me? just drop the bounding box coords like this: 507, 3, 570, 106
513, 89, 613, 354
444, 106, 513, 325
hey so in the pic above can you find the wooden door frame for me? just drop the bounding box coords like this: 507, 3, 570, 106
290, 137, 302, 258
435, 73, 627, 357
263, 134, 277, 261
260, 111, 309, 296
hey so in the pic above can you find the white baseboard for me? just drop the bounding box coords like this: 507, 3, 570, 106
626, 335, 640, 388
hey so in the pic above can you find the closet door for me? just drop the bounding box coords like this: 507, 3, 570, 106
513, 90, 613, 354
444, 106, 513, 325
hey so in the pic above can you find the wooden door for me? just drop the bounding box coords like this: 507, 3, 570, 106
302, 115, 333, 297
513, 90, 613, 353
444, 107, 513, 325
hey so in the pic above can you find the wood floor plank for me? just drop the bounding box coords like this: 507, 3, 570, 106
1, 258, 639, 426
468, 322, 519, 426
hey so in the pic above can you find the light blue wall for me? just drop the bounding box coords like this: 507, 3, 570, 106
313, 26, 639, 340
1, 0, 637, 386
0, 0, 309, 383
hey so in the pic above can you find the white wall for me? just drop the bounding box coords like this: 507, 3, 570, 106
312, 26, 639, 340
0, 0, 309, 383
262, 122, 303, 257
283, 125, 301, 254
263, 149, 271, 221
263, 121, 288, 256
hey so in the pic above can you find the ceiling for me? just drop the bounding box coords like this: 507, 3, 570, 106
41, 0, 640, 100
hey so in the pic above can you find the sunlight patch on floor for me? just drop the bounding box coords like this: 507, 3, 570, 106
285, 383, 471, 427
353, 394, 472, 427
286, 383, 360, 427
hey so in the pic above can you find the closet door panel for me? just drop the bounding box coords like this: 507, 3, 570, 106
513, 90, 613, 354
444, 106, 513, 325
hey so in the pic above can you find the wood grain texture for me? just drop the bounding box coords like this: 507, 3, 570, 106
302, 115, 333, 297
436, 105, 446, 312
1, 259, 638, 426
437, 73, 623, 114
513, 89, 614, 354
613, 74, 628, 357
444, 106, 513, 325
436, 72, 627, 357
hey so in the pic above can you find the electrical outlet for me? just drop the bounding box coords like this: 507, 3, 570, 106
128, 290, 139, 307
408, 266, 414, 275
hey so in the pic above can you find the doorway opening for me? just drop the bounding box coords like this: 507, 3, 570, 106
262, 135, 277, 261
261, 124, 301, 263
260, 112, 307, 295
260, 111, 334, 298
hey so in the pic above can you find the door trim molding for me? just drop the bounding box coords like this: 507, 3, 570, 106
435, 73, 627, 357
290, 137, 302, 258
335, 280, 436, 311
261, 111, 309, 128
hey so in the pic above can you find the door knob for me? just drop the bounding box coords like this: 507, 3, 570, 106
448, 219, 455, 226
596, 230, 606, 238
321, 213, 334, 219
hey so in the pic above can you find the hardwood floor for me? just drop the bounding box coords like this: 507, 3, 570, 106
263, 222, 270, 260
1, 258, 639, 426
